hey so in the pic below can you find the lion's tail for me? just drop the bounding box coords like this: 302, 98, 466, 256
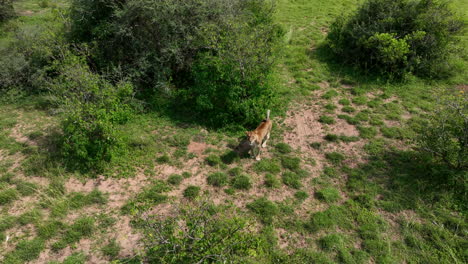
266, 109, 271, 120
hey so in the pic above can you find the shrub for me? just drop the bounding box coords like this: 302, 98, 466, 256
167, 174, 183, 186
56, 58, 133, 172
183, 185, 201, 200
417, 93, 467, 170
247, 197, 278, 224
207, 172, 228, 187
69, 0, 283, 127
231, 174, 252, 190
141, 201, 262, 263
0, 0, 15, 23
327, 0, 464, 78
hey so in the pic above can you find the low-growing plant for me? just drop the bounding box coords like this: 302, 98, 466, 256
342, 106, 356, 113
264, 173, 280, 188
231, 174, 252, 190
207, 172, 228, 187
357, 126, 378, 139
205, 154, 222, 166
0, 187, 18, 205
322, 90, 339, 99
319, 115, 335, 124
294, 191, 309, 201
167, 174, 183, 186
141, 201, 262, 262
338, 99, 350, 105
254, 158, 281, 174
325, 152, 346, 164
102, 239, 120, 259
3, 238, 45, 263
281, 156, 301, 171
324, 134, 339, 142
183, 185, 201, 200
247, 197, 278, 224
315, 187, 341, 203
319, 234, 346, 251
275, 143, 293, 154
282, 171, 303, 189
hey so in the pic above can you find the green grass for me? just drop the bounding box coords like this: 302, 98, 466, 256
247, 197, 278, 224
231, 174, 252, 190
264, 173, 280, 188
254, 158, 281, 174
315, 187, 341, 203
319, 115, 335, 124
183, 185, 201, 199
102, 239, 120, 259
325, 152, 346, 164
167, 174, 183, 186
207, 172, 229, 187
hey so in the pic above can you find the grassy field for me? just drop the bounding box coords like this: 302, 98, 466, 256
0, 0, 466, 263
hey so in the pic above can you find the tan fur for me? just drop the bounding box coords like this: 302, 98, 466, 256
246, 110, 272, 160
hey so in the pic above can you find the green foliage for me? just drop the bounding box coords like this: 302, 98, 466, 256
15, 180, 38, 196
247, 197, 278, 224
254, 158, 281, 174
325, 152, 346, 164
56, 59, 134, 172
183, 185, 200, 200
205, 154, 222, 166
327, 0, 464, 78
319, 234, 346, 251
0, 215, 15, 232
4, 238, 45, 263
342, 106, 356, 113
315, 187, 341, 203
141, 201, 262, 263
264, 173, 280, 188
69, 189, 107, 209
307, 205, 353, 232
38, 220, 65, 240
357, 126, 378, 139
417, 93, 467, 170
69, 0, 283, 127
62, 252, 87, 264
282, 171, 303, 189
102, 239, 120, 259
324, 134, 339, 142
0, 0, 15, 23
0, 187, 18, 205
275, 143, 293, 154
167, 174, 183, 186
231, 174, 252, 190
281, 156, 301, 171
319, 115, 335, 124
207, 172, 228, 187
294, 191, 309, 201
221, 150, 240, 164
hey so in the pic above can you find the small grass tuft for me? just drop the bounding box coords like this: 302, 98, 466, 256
264, 173, 280, 188
102, 239, 120, 259
324, 134, 339, 142
275, 142, 293, 154
167, 174, 183, 186
205, 154, 222, 166
319, 115, 335, 124
183, 185, 200, 200
319, 234, 345, 251
325, 152, 345, 164
357, 126, 378, 139
294, 191, 309, 201
231, 174, 252, 190
254, 158, 281, 174
281, 156, 301, 171
207, 172, 228, 187
282, 171, 303, 189
247, 197, 278, 224
315, 187, 341, 203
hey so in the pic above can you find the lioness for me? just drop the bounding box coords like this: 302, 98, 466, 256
246, 110, 272, 160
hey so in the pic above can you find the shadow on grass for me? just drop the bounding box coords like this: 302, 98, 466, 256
348, 148, 467, 214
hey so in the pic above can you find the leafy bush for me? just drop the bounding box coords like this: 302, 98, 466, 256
69, 0, 283, 127
55, 58, 134, 171
0, 0, 15, 23
417, 92, 467, 170
141, 201, 262, 263
327, 0, 464, 78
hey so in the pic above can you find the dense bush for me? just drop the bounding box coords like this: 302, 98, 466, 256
327, 0, 464, 78
141, 201, 263, 263
68, 0, 283, 127
54, 56, 134, 171
0, 0, 15, 23
417, 92, 467, 170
